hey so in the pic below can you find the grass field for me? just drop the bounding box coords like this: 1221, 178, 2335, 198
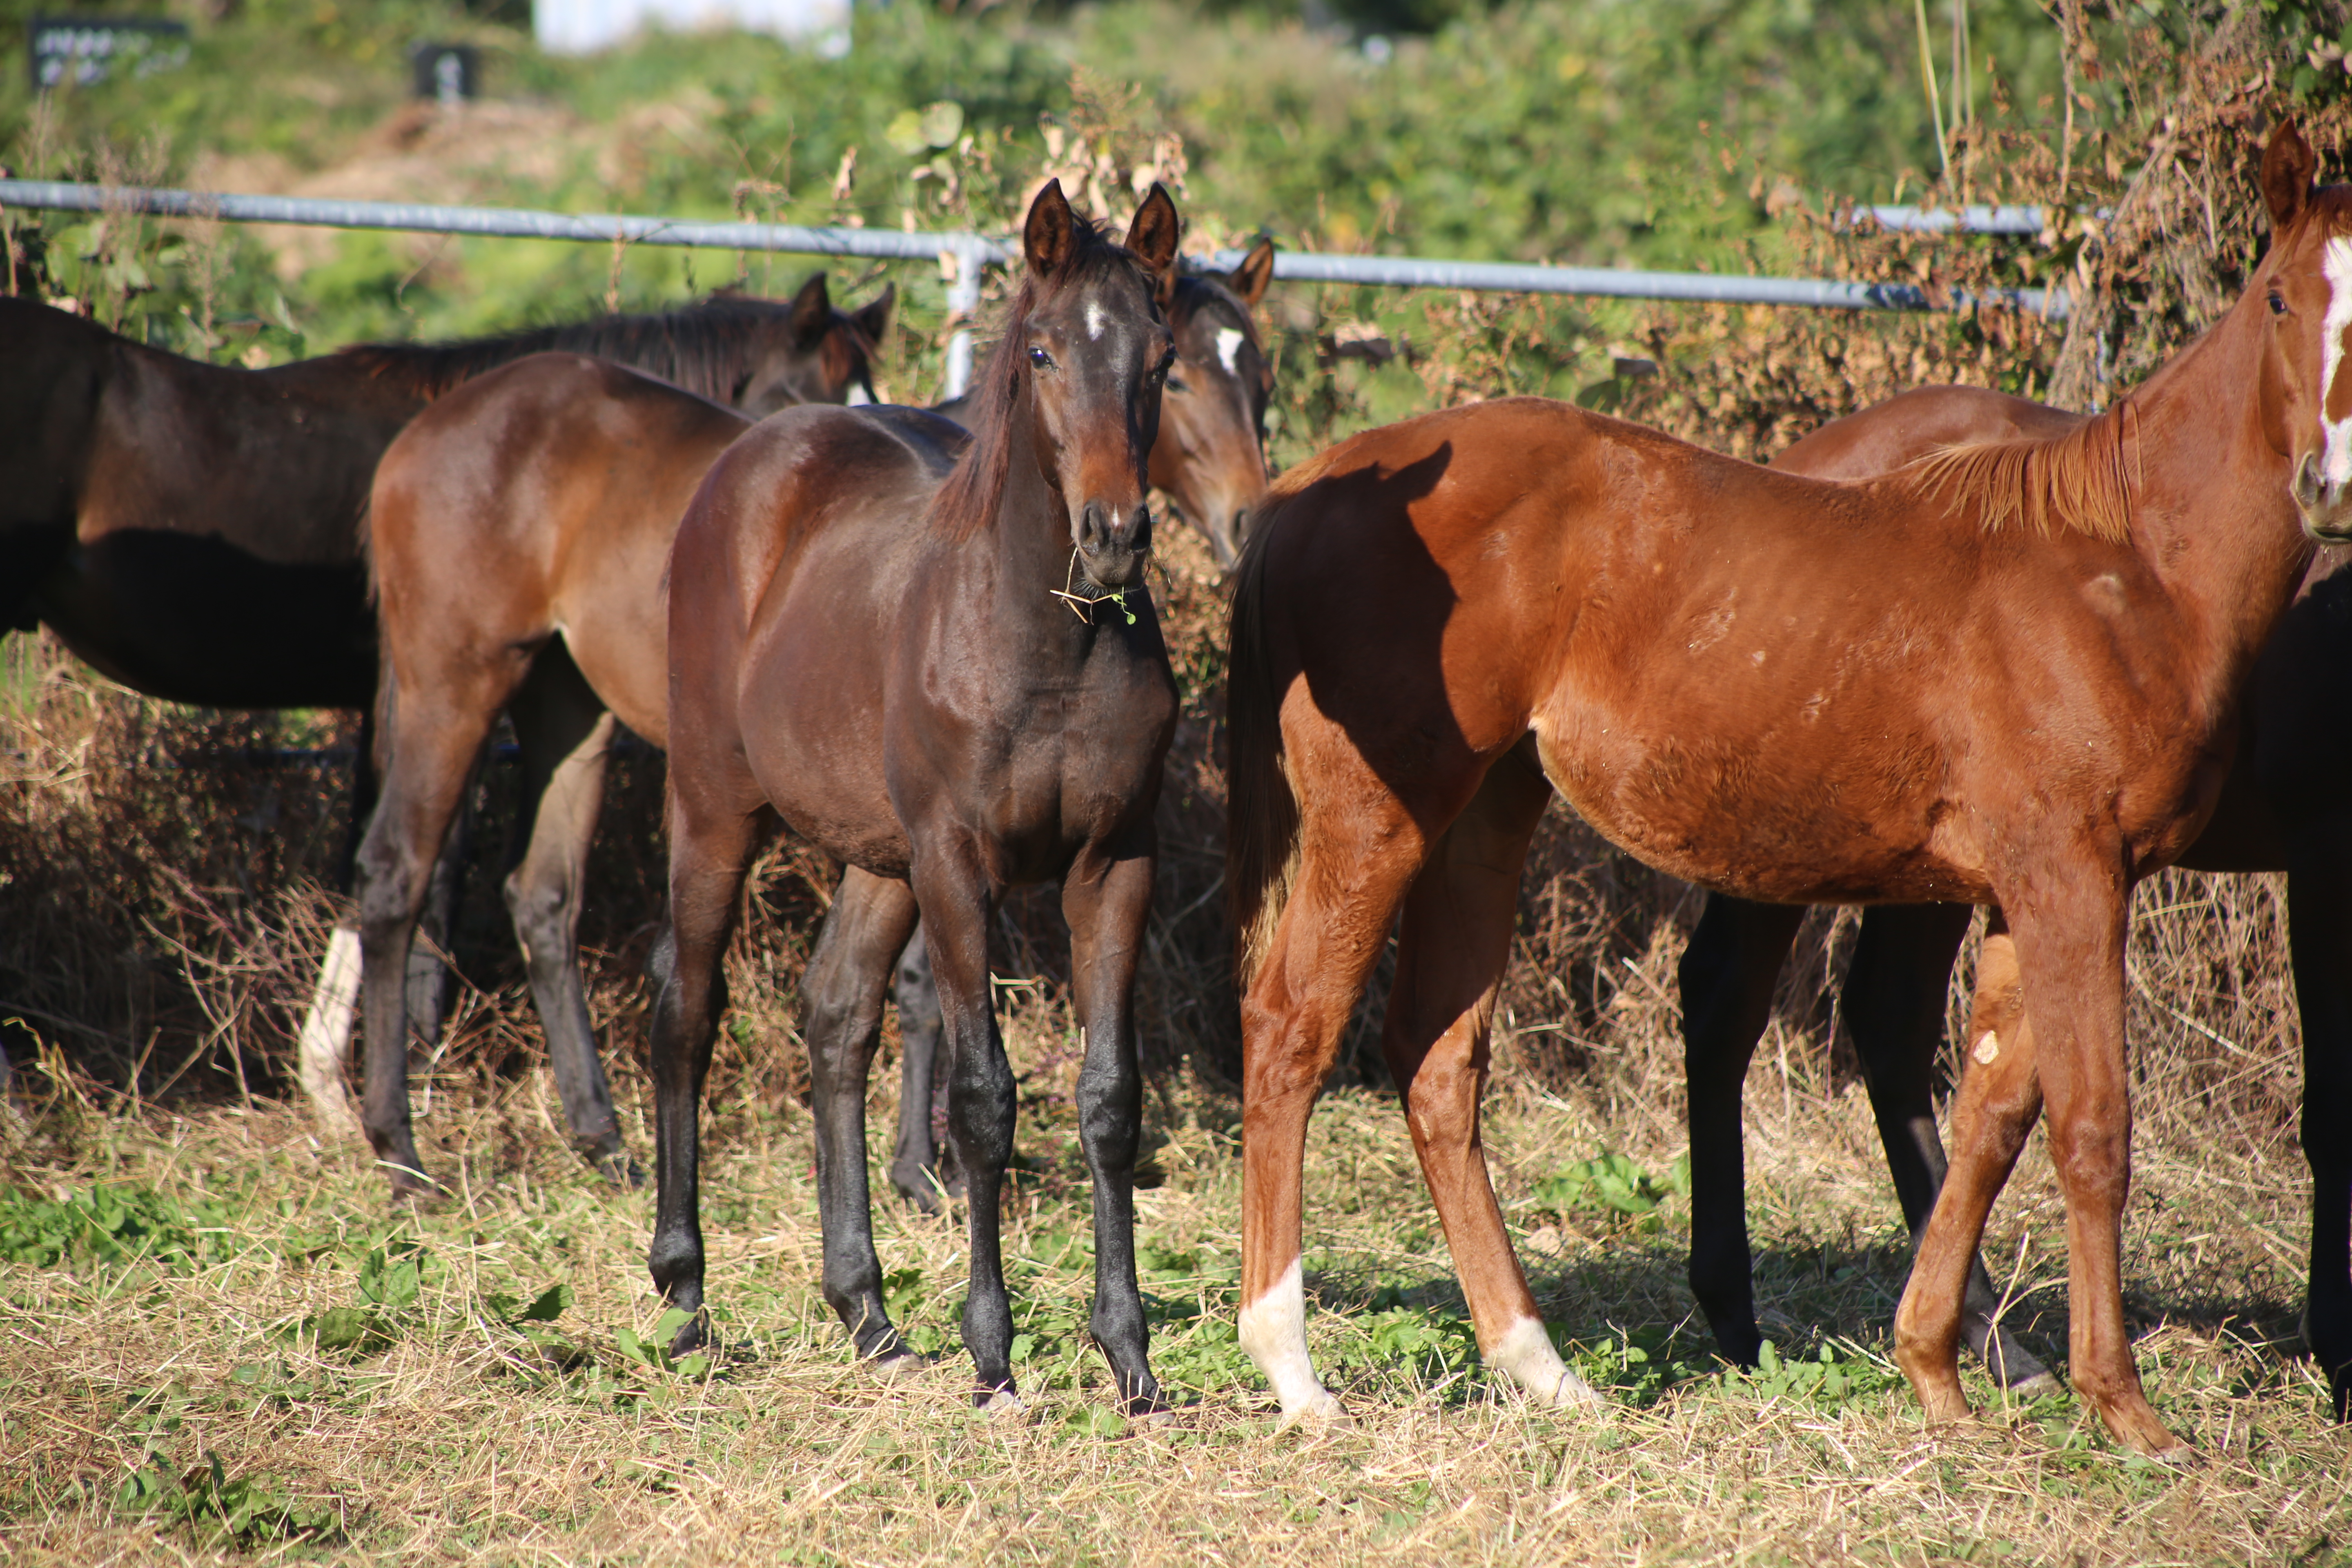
4, 963, 2346, 1565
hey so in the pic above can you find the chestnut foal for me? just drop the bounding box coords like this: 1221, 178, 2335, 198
1687, 382, 2352, 1423
1225, 124, 2349, 1457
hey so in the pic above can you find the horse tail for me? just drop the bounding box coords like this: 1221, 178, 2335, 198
1225, 492, 1303, 990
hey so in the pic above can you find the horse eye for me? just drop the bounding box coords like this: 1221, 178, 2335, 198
2270, 289, 2290, 316
1166, 373, 1189, 392
1029, 346, 1055, 369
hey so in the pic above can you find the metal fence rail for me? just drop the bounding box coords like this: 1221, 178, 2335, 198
0, 178, 2067, 317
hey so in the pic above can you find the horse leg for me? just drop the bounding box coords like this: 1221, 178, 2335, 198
353, 685, 506, 1198
1844, 904, 2054, 1392
803, 867, 924, 1367
911, 845, 1021, 1408
646, 796, 764, 1354
1239, 768, 1434, 1425
1383, 744, 1597, 1408
1679, 892, 1804, 1368
1891, 914, 2042, 1424
1063, 837, 1165, 1416
503, 648, 631, 1181
886, 924, 955, 1211
405, 774, 474, 1054
2286, 824, 2352, 1421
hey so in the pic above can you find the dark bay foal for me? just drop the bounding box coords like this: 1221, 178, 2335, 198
649, 183, 1184, 1414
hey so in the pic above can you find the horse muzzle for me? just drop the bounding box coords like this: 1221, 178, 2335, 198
1075, 499, 1153, 588
2294, 453, 2352, 541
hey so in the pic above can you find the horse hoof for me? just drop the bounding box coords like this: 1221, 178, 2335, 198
870, 1349, 931, 1383
2005, 1371, 2063, 1401
1276, 1392, 1351, 1432
978, 1389, 1026, 1420
1126, 1405, 1178, 1431
2140, 1440, 2202, 1469
889, 1173, 944, 1215
598, 1153, 648, 1189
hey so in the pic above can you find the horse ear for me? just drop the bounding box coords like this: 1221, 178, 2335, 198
2264, 120, 2319, 232
1025, 180, 1078, 277
1124, 183, 1182, 280
789, 272, 833, 345
1228, 236, 1276, 310
852, 283, 895, 346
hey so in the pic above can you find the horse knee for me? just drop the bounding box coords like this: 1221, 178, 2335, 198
949, 1051, 1016, 1168
501, 864, 575, 958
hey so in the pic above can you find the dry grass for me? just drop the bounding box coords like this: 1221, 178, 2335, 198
1, 982, 2343, 1566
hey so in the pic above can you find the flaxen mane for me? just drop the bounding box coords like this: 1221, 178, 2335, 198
927, 212, 1154, 542
1909, 396, 2141, 544
336, 295, 862, 404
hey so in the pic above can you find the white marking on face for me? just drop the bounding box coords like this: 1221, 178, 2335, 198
845, 382, 873, 407
1237, 1258, 1342, 1422
2320, 237, 2352, 488
1487, 1316, 1604, 1409
1085, 298, 1107, 341
1216, 327, 1245, 376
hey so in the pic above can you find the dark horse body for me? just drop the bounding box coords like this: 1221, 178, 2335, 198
1, 279, 886, 1080
357, 252, 1270, 1197
1222, 126, 2348, 1458
0, 280, 882, 707
648, 183, 1181, 1414
1681, 382, 2352, 1419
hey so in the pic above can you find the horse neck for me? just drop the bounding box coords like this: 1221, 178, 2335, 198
977, 391, 1089, 636
2124, 300, 2314, 710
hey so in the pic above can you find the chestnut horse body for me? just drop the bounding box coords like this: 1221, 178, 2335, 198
1682, 381, 2352, 1419
1225, 127, 2348, 1457
357, 254, 1273, 1195
646, 185, 1183, 1413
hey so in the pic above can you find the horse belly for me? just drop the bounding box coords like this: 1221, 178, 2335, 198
40, 532, 377, 708
1530, 700, 1983, 906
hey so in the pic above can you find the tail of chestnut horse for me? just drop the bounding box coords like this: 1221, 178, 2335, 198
1224, 499, 1301, 988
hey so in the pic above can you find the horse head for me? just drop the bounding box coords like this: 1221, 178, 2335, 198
1016, 178, 1181, 592
2253, 119, 2352, 541
735, 272, 895, 415
1152, 238, 1277, 570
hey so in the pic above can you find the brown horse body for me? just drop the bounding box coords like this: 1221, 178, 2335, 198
1682, 382, 2352, 1419
1225, 128, 2347, 1457
356, 255, 1272, 1195
0, 281, 879, 709
647, 185, 1183, 1412
354, 279, 892, 1189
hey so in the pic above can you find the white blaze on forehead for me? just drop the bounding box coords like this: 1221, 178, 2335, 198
1085, 298, 1107, 340
1216, 327, 1245, 376
845, 382, 873, 407
2321, 237, 2352, 486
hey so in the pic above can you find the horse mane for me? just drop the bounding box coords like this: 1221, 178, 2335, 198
1907, 397, 2140, 544
335, 294, 849, 403
928, 211, 1149, 541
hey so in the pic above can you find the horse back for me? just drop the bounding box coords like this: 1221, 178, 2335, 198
665, 403, 967, 868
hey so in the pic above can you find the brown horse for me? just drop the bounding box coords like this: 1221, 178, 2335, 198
1223, 124, 2345, 1458
355, 253, 1273, 1197
1, 277, 886, 1077
0, 276, 880, 711
1681, 381, 2352, 1422
648, 182, 1180, 1414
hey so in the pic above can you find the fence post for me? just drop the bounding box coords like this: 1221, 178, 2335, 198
941, 238, 989, 401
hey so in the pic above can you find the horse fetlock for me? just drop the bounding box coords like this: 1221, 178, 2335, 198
1239, 1258, 1336, 1421
646, 1233, 704, 1301
1487, 1316, 1602, 1410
